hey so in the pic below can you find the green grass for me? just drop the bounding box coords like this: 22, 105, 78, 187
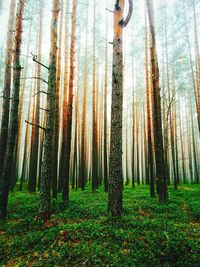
0, 185, 200, 266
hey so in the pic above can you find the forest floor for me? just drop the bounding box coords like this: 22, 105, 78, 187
0, 185, 200, 267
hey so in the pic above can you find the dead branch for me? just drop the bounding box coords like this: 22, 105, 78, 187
25, 120, 46, 131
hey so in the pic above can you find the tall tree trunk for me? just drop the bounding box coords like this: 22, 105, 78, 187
163, 2, 170, 184
145, 4, 154, 197
131, 23, 135, 188
39, 0, 59, 219
28, 4, 43, 192
91, 0, 98, 192
179, 106, 186, 183
0, 0, 25, 220
80, 4, 89, 191
58, 0, 69, 192
11, 17, 33, 190
104, 1, 108, 192
146, 0, 167, 202
52, 0, 63, 199
170, 86, 177, 189
62, 0, 77, 202
108, 0, 133, 216
0, 0, 16, 178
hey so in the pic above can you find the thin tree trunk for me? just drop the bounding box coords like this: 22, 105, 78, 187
0, 0, 25, 220
52, 0, 63, 199
80, 4, 89, 191
58, 0, 69, 192
20, 89, 32, 191
179, 106, 186, 183
62, 0, 77, 202
190, 100, 199, 183
39, 0, 59, 219
104, 1, 108, 192
146, 0, 167, 202
28, 5, 43, 192
145, 4, 154, 197
91, 0, 98, 192
0, 0, 16, 178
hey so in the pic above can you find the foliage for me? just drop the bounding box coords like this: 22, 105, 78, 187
0, 185, 200, 266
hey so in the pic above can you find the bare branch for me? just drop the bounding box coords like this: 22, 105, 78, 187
31, 52, 49, 70
40, 107, 49, 112
21, 77, 48, 84
106, 8, 114, 13
32, 91, 47, 97
25, 120, 46, 131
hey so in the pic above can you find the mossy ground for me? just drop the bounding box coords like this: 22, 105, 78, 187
0, 185, 200, 266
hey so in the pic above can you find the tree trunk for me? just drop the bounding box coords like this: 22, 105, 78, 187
146, 0, 167, 203
28, 1, 44, 192
108, 0, 133, 216
0, 0, 16, 178
52, 0, 63, 199
39, 0, 59, 219
80, 4, 89, 191
20, 89, 32, 191
62, 0, 77, 202
145, 5, 155, 197
58, 0, 69, 192
104, 1, 108, 192
0, 0, 25, 220
91, 0, 98, 192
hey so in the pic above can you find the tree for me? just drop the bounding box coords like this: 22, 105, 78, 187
28, 0, 44, 192
80, 2, 89, 191
0, 0, 26, 220
52, 0, 64, 199
0, 0, 16, 178
108, 0, 133, 217
146, 0, 167, 203
39, 0, 59, 219
104, 1, 109, 192
91, 0, 99, 192
145, 4, 155, 197
59, 0, 69, 192
62, 0, 77, 202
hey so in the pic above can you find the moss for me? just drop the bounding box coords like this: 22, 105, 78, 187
0, 185, 199, 266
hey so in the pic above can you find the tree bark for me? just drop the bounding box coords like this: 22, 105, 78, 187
62, 0, 77, 202
28, 0, 44, 192
52, 0, 63, 199
146, 0, 167, 202
104, 1, 108, 192
145, 5, 155, 197
108, 0, 133, 216
80, 4, 89, 191
0, 0, 16, 178
58, 0, 69, 192
39, 0, 59, 219
0, 0, 25, 220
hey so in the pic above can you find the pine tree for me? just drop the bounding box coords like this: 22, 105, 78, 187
0, 0, 26, 220
0, 0, 16, 178
39, 0, 59, 219
108, 0, 133, 216
146, 0, 167, 203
